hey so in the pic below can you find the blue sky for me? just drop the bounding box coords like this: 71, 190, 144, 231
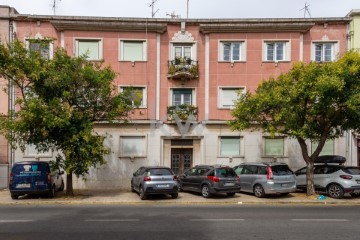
1, 0, 359, 18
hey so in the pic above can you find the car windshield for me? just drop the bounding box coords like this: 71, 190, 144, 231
271, 165, 293, 176
148, 168, 173, 176
342, 167, 360, 175
214, 168, 237, 177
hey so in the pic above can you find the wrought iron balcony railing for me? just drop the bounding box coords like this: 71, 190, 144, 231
167, 104, 198, 121
168, 57, 199, 80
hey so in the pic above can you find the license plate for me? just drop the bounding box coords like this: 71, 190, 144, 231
356, 180, 360, 184
224, 182, 235, 186
156, 184, 170, 188
16, 183, 30, 188
35, 181, 45, 186
282, 183, 291, 187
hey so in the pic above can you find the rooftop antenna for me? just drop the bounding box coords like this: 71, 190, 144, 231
149, 0, 159, 18
166, 11, 180, 19
186, 0, 189, 18
300, 2, 311, 18
51, 0, 61, 15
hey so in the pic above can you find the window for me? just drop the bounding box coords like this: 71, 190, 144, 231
220, 137, 240, 156
26, 39, 52, 59
120, 40, 147, 61
219, 41, 245, 61
25, 144, 52, 158
119, 136, 146, 158
313, 42, 337, 62
120, 86, 147, 108
263, 41, 289, 61
76, 39, 102, 60
219, 87, 243, 108
172, 89, 193, 106
311, 140, 334, 155
173, 44, 192, 59
264, 137, 284, 156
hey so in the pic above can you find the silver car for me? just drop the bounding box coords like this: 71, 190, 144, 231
295, 164, 360, 199
131, 166, 179, 200
233, 162, 296, 198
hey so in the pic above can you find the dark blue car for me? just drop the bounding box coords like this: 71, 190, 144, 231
9, 161, 64, 199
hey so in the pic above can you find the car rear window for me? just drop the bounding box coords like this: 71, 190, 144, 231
214, 168, 237, 177
271, 165, 293, 176
11, 163, 49, 176
342, 167, 360, 175
148, 168, 173, 176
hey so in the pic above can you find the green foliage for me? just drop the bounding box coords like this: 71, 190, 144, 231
167, 104, 198, 121
229, 51, 360, 195
0, 40, 133, 193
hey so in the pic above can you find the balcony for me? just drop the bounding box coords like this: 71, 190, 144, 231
167, 104, 198, 121
168, 57, 199, 80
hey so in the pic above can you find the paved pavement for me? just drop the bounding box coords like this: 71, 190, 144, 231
1, 188, 360, 205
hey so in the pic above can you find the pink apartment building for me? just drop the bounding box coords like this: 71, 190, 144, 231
0, 5, 357, 189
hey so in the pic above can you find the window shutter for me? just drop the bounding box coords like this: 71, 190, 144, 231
123, 42, 143, 61
78, 41, 99, 60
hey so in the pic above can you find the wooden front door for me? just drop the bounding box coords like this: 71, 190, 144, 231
171, 148, 193, 176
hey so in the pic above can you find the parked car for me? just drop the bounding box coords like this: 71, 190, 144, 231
9, 161, 64, 199
178, 165, 241, 198
295, 156, 360, 199
131, 166, 179, 200
233, 162, 296, 198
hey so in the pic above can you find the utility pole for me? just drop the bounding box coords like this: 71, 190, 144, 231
149, 0, 159, 18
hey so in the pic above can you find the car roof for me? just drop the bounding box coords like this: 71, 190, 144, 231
236, 162, 289, 167
13, 161, 49, 165
194, 164, 230, 168
142, 166, 172, 170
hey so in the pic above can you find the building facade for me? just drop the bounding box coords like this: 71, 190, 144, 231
0, 5, 358, 189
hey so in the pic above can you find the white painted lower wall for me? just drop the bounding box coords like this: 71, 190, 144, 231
12, 122, 355, 190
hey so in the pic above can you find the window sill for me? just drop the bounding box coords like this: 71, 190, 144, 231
218, 61, 246, 63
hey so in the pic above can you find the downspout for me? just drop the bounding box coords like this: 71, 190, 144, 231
8, 19, 16, 181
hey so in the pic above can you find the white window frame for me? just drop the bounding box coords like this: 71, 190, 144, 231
218, 87, 245, 109
218, 136, 243, 157
24, 144, 53, 158
169, 88, 196, 107
219, 40, 246, 62
119, 135, 147, 158
25, 38, 54, 59
169, 42, 197, 61
263, 137, 286, 157
75, 38, 103, 60
119, 39, 147, 61
311, 41, 339, 62
311, 140, 335, 155
263, 40, 290, 62
119, 86, 147, 108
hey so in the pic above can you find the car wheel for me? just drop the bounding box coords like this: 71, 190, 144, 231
139, 186, 147, 200
350, 192, 360, 198
11, 193, 19, 200
58, 180, 65, 192
130, 182, 136, 193
327, 183, 344, 199
226, 192, 236, 197
254, 184, 265, 198
201, 185, 211, 198
171, 193, 178, 199
48, 185, 55, 198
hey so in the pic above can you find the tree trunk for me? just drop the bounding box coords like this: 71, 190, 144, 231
306, 162, 316, 196
66, 172, 74, 196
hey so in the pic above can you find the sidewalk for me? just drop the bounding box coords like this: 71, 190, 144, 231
1, 188, 360, 205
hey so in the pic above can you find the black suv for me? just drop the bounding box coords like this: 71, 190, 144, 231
178, 165, 241, 198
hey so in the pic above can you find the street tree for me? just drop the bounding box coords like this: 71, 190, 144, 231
229, 52, 360, 196
0, 39, 133, 196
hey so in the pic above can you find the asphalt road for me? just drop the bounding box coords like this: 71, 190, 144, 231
0, 205, 359, 240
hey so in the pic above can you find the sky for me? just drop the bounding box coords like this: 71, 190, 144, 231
1, 0, 359, 19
